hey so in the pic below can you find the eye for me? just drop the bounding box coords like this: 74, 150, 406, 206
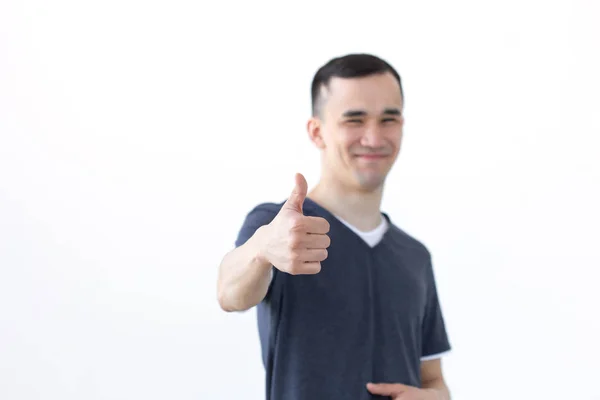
346, 119, 364, 125
381, 118, 397, 123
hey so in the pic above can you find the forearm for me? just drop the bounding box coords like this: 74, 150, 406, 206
217, 226, 272, 312
423, 378, 450, 400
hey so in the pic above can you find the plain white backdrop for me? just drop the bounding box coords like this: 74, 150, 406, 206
1, 0, 599, 399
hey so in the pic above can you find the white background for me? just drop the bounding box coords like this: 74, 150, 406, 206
1, 1, 599, 399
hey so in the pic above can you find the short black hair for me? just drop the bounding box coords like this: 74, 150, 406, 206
310, 53, 404, 117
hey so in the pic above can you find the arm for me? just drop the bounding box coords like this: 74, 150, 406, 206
421, 359, 450, 400
217, 225, 272, 312
420, 252, 452, 399
367, 255, 452, 399
217, 173, 328, 312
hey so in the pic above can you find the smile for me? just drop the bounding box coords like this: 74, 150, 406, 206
354, 154, 389, 159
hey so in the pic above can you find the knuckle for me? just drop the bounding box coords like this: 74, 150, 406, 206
313, 263, 322, 274
288, 235, 302, 249
288, 249, 301, 262
287, 261, 302, 275
289, 216, 305, 231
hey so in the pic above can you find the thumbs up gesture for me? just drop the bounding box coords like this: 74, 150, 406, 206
262, 173, 331, 275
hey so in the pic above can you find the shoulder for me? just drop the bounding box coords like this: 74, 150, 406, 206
243, 201, 284, 220
245, 198, 329, 220
387, 221, 433, 264
242, 199, 331, 226
300, 199, 331, 219
234, 201, 283, 247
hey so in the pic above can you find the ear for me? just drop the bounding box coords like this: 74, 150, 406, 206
306, 117, 326, 149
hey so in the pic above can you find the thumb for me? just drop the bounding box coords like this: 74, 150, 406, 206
366, 383, 407, 396
282, 173, 308, 213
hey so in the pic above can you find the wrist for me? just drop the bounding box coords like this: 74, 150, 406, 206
428, 388, 446, 400
252, 225, 272, 269
423, 388, 442, 400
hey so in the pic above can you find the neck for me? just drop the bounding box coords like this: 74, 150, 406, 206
308, 175, 384, 232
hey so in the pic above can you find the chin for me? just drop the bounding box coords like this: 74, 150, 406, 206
354, 174, 386, 192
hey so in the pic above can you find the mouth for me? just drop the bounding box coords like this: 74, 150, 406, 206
354, 154, 389, 160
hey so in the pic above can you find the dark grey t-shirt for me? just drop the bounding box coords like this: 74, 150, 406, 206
235, 198, 451, 400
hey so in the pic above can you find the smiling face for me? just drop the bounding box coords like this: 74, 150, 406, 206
307, 71, 405, 192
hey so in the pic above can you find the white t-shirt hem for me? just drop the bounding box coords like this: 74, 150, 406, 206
420, 350, 451, 361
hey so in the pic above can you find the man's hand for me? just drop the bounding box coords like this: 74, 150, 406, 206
366, 382, 441, 399
259, 173, 331, 275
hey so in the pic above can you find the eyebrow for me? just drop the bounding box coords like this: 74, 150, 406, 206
342, 108, 402, 118
383, 108, 402, 116
342, 110, 367, 118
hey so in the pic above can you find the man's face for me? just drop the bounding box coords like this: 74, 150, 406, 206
309, 72, 404, 192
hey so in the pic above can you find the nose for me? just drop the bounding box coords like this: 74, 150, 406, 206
359, 125, 386, 148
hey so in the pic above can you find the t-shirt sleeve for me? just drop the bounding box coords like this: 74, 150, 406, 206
234, 204, 279, 287
234, 204, 278, 248
421, 257, 451, 359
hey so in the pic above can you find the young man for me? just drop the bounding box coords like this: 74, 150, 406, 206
217, 54, 452, 400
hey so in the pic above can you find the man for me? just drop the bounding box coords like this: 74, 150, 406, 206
217, 53, 452, 400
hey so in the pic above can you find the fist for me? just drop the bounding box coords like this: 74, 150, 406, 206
262, 173, 331, 275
